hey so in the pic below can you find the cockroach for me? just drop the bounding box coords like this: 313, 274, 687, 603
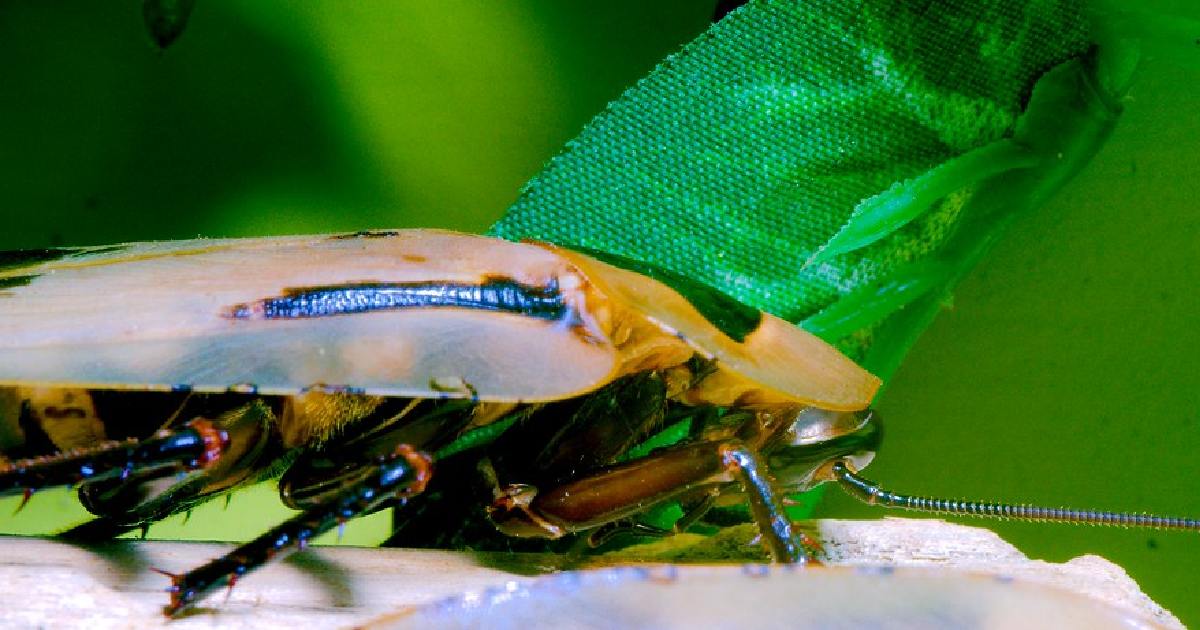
0, 228, 1194, 616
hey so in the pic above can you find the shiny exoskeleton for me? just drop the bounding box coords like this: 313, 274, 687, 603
0, 367, 880, 614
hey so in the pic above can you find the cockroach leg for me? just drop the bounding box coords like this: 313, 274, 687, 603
68, 401, 277, 533
0, 418, 227, 496
586, 492, 719, 548
161, 445, 433, 616
487, 440, 806, 563
586, 521, 673, 548
718, 444, 804, 563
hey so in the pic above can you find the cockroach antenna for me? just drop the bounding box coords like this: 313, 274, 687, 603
822, 459, 1200, 531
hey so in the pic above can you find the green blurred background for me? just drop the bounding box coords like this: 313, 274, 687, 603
0, 1, 1196, 624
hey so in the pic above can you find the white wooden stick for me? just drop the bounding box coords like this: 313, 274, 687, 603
0, 518, 1180, 629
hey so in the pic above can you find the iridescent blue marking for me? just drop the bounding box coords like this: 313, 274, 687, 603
228, 279, 566, 321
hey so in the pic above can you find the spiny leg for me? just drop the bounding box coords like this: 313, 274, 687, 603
0, 419, 227, 499
718, 444, 805, 563
160, 444, 432, 616
54, 401, 277, 541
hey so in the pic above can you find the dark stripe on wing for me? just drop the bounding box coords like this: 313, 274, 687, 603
329, 230, 402, 240
0, 275, 37, 292
225, 278, 566, 321
0, 248, 81, 272
0, 245, 130, 273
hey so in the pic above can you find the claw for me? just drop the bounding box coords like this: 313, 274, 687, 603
150, 566, 184, 592
224, 573, 238, 603
797, 531, 824, 558
14, 488, 33, 514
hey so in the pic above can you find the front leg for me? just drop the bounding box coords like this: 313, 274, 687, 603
486, 439, 806, 563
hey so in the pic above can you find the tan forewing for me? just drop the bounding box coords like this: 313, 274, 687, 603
0, 231, 617, 402
551, 246, 880, 410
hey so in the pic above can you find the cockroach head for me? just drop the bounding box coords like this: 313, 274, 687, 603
767, 407, 881, 492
